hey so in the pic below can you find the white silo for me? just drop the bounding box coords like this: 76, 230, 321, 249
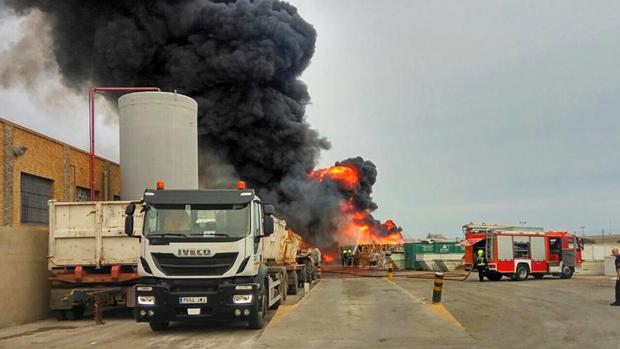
118, 91, 199, 200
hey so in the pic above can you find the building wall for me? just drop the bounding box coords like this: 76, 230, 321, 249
0, 226, 50, 328
0, 118, 120, 226
0, 122, 5, 228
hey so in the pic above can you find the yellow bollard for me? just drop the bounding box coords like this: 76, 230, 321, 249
432, 272, 444, 304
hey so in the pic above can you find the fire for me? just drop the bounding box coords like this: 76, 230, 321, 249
308, 164, 404, 247
322, 253, 335, 263
309, 165, 359, 190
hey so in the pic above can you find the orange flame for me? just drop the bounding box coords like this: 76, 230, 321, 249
309, 164, 404, 247
309, 165, 359, 190
322, 253, 335, 263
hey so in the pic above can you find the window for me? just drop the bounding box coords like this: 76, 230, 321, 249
144, 204, 251, 239
513, 236, 530, 259
21, 173, 53, 225
75, 186, 99, 201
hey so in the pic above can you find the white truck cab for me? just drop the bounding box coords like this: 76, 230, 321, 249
125, 188, 283, 331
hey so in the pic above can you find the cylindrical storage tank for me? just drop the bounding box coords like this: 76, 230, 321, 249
118, 91, 198, 200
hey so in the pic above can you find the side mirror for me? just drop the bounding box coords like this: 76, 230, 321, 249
263, 215, 274, 237
124, 203, 135, 236
262, 204, 275, 216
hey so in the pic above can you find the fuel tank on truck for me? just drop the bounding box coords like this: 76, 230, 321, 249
118, 91, 199, 200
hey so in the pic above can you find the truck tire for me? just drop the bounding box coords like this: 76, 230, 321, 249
288, 271, 298, 295
560, 266, 574, 279
297, 267, 306, 287
53, 310, 67, 321
65, 306, 85, 320
512, 264, 529, 281
305, 260, 314, 283
280, 270, 287, 303
487, 272, 503, 281
248, 283, 267, 329
149, 322, 169, 331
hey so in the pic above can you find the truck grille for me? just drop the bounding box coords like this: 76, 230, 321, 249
151, 252, 238, 276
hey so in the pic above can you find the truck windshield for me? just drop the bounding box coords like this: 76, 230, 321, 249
144, 204, 250, 239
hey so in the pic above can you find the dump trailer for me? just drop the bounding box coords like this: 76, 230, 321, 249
262, 218, 308, 295
128, 184, 313, 331
48, 200, 143, 320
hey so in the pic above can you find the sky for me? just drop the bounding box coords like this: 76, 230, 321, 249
1, 1, 620, 238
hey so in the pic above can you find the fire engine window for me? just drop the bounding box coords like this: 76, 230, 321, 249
513, 236, 530, 259
549, 238, 561, 254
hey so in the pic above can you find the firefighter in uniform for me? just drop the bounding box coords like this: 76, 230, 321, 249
611, 248, 620, 306
476, 249, 486, 282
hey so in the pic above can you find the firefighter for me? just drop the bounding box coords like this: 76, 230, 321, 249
341, 249, 347, 267
346, 249, 353, 267
611, 248, 620, 306
476, 249, 486, 282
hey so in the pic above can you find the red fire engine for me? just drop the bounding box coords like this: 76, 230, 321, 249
463, 223, 583, 281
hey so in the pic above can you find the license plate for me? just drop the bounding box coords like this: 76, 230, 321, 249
187, 308, 201, 315
179, 296, 207, 304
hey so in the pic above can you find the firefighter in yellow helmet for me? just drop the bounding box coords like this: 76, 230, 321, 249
476, 249, 486, 282
345, 249, 353, 267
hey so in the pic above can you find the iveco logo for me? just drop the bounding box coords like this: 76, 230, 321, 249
177, 248, 212, 257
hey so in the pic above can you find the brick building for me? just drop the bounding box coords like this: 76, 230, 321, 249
1, 118, 120, 226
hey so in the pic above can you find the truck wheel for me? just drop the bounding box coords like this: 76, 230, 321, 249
305, 261, 314, 282
53, 310, 67, 321
487, 272, 503, 281
512, 264, 529, 281
560, 266, 574, 279
297, 267, 306, 287
248, 283, 266, 329
65, 306, 85, 320
280, 271, 287, 303
532, 273, 544, 279
288, 271, 298, 295
148, 322, 169, 331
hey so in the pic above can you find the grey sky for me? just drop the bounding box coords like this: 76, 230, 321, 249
1, 1, 620, 237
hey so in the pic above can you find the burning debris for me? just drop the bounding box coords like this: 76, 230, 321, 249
1, 0, 405, 249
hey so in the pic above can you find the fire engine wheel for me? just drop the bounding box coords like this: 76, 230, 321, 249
560, 266, 574, 279
512, 264, 530, 281
248, 282, 267, 329
487, 272, 503, 281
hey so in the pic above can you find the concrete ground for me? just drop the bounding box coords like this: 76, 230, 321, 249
0, 273, 618, 349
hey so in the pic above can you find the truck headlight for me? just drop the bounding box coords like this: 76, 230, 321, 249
232, 295, 253, 304
138, 295, 156, 305
235, 285, 253, 290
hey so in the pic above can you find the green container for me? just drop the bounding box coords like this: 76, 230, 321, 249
405, 243, 435, 269
404, 243, 416, 269
434, 243, 452, 254
415, 244, 435, 253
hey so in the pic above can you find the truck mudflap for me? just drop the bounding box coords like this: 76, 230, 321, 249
134, 278, 261, 323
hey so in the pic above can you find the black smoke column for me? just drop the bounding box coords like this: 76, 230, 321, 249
4, 0, 329, 190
